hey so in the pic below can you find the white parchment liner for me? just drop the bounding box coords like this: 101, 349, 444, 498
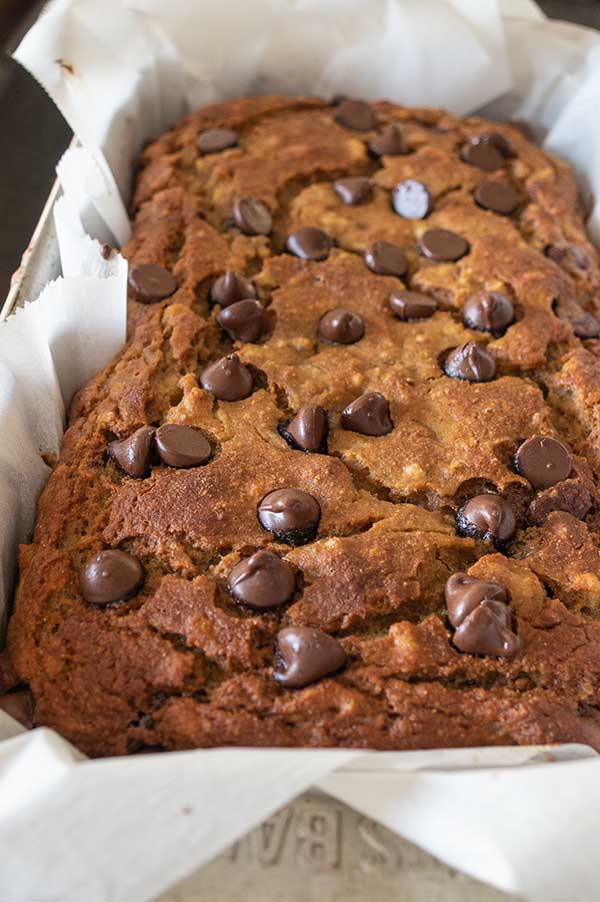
2, 1, 600, 900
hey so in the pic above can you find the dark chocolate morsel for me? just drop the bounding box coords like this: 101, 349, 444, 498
257, 488, 321, 546
282, 405, 328, 453
461, 141, 505, 171
210, 270, 257, 307
368, 123, 407, 157
445, 572, 508, 627
453, 599, 522, 658
515, 436, 573, 489
108, 425, 155, 478
389, 290, 437, 321
200, 354, 253, 401
216, 299, 268, 342
286, 227, 332, 261
363, 240, 407, 277
419, 228, 469, 262
228, 550, 296, 610
474, 131, 515, 158
334, 177, 372, 205
341, 391, 392, 436
527, 479, 593, 526
474, 180, 520, 215
391, 179, 432, 220
333, 99, 377, 132
80, 550, 144, 606
463, 291, 514, 335
128, 264, 177, 303
232, 197, 272, 236
196, 128, 238, 154
318, 308, 365, 344
155, 424, 211, 468
570, 313, 600, 339
274, 626, 347, 688
444, 342, 496, 382
456, 494, 517, 544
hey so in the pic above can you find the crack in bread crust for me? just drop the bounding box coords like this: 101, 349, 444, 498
5, 96, 600, 757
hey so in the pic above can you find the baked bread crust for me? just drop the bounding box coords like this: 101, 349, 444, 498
5, 96, 600, 756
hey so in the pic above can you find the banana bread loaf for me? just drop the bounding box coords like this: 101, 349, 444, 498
4, 95, 600, 757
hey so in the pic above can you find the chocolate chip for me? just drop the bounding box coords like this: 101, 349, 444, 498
368, 123, 407, 157
286, 227, 333, 261
444, 342, 496, 382
0, 690, 34, 729
210, 270, 257, 307
363, 240, 407, 277
474, 180, 520, 215
216, 299, 268, 342
333, 99, 377, 132
257, 488, 321, 546
456, 494, 516, 544
527, 479, 593, 525
155, 424, 211, 468
232, 197, 272, 236
334, 177, 372, 205
570, 313, 600, 339
389, 290, 437, 321
318, 308, 365, 344
80, 550, 144, 606
445, 572, 521, 658
200, 354, 253, 401
100, 243, 115, 260
515, 436, 572, 489
108, 426, 155, 478
274, 626, 346, 688
419, 229, 469, 262
128, 264, 177, 303
341, 391, 392, 436
196, 127, 238, 154
461, 141, 505, 171
228, 550, 296, 609
473, 131, 515, 158
281, 404, 328, 453
462, 291, 514, 335
391, 179, 432, 220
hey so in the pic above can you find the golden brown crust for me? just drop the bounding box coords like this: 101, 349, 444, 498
6, 95, 600, 756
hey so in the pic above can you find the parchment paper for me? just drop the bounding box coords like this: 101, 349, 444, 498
3, 1, 600, 900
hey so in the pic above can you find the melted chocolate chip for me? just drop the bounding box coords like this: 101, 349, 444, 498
527, 479, 593, 525
444, 342, 496, 382
419, 229, 469, 262
286, 227, 333, 261
462, 291, 514, 335
333, 99, 377, 132
155, 424, 211, 468
363, 240, 408, 277
334, 177, 372, 205
546, 243, 589, 272
196, 127, 238, 154
389, 290, 437, 321
232, 197, 272, 236
274, 626, 346, 689
474, 180, 520, 215
570, 313, 600, 339
200, 354, 253, 401
368, 123, 407, 157
475, 131, 515, 158
515, 436, 572, 489
318, 308, 365, 344
444, 572, 521, 658
210, 270, 257, 307
456, 494, 516, 544
461, 141, 505, 171
108, 426, 155, 478
341, 392, 392, 436
391, 179, 432, 220
128, 264, 177, 303
228, 550, 296, 610
257, 488, 321, 546
80, 550, 144, 606
282, 404, 328, 453
216, 299, 268, 342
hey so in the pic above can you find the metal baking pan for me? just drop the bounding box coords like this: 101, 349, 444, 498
0, 188, 514, 902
